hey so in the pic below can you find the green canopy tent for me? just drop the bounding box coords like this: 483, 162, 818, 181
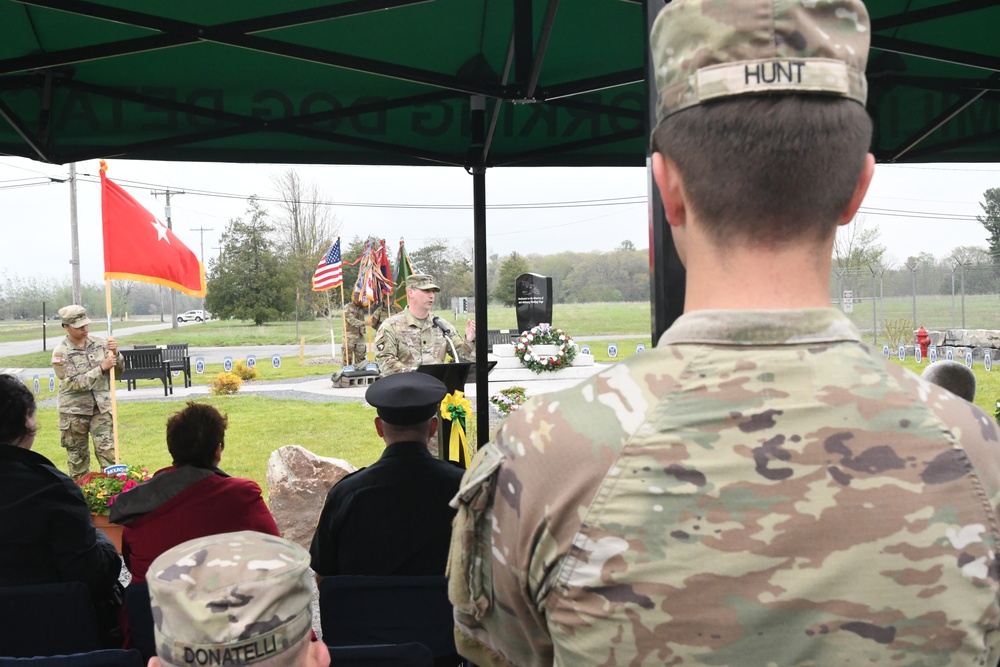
1, 0, 999, 447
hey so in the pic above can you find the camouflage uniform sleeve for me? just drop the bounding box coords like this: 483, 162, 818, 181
440, 322, 475, 363
449, 383, 625, 665
374, 322, 409, 376
53, 342, 108, 391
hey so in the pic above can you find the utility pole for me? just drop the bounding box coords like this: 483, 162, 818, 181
69, 163, 81, 305
191, 226, 213, 315
151, 188, 185, 329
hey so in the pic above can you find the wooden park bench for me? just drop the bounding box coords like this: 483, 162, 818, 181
134, 343, 192, 387
486, 329, 517, 353
119, 348, 173, 396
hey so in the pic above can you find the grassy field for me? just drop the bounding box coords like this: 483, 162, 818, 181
30, 397, 387, 496
0, 318, 150, 344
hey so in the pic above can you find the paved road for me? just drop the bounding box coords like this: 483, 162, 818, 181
0, 320, 187, 358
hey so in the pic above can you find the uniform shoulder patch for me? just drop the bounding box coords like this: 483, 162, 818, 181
377, 342, 385, 351
51, 355, 63, 365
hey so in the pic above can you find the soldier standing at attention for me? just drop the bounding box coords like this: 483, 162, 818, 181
51, 305, 124, 480
374, 274, 475, 375
343, 298, 369, 367
448, 1, 1000, 665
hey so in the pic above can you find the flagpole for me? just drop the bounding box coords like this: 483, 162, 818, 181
104, 279, 120, 464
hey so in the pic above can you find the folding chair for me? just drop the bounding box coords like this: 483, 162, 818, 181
0, 649, 143, 666
0, 582, 102, 657
123, 582, 156, 663
326, 643, 434, 666
319, 576, 462, 666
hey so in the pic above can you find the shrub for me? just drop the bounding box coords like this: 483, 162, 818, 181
883, 318, 915, 350
210, 371, 242, 395
233, 361, 259, 381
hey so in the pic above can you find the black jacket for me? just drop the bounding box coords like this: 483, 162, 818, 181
310, 441, 464, 577
0, 446, 121, 602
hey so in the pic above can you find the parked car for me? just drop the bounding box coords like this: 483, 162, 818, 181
177, 310, 209, 323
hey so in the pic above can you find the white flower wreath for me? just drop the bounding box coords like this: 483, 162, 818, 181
515, 323, 577, 374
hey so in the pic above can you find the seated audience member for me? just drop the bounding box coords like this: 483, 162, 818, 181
447, 1, 1000, 665
921, 360, 977, 402
0, 373, 123, 646
147, 531, 329, 667
310, 372, 462, 578
110, 401, 279, 583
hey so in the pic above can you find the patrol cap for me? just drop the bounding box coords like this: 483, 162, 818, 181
147, 531, 313, 667
406, 274, 440, 292
366, 372, 447, 426
651, 0, 870, 124
59, 305, 92, 328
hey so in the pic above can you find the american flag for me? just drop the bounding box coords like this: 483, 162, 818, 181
312, 238, 343, 291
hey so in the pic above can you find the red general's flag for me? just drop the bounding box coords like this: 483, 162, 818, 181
101, 161, 206, 297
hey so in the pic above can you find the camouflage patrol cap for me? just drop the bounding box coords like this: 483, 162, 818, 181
407, 273, 440, 292
147, 531, 314, 667
367, 371, 447, 425
651, 0, 870, 124
58, 304, 92, 328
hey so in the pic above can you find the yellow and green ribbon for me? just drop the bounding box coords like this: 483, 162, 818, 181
440, 390, 472, 463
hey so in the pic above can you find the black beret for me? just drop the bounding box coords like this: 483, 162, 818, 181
366, 372, 447, 425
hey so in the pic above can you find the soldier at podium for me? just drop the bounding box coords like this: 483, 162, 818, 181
374, 273, 475, 375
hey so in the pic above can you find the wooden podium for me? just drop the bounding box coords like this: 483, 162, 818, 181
415, 362, 473, 467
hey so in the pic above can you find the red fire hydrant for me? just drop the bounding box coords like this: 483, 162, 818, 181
915, 327, 930, 357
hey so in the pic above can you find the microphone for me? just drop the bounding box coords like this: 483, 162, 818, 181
432, 317, 459, 362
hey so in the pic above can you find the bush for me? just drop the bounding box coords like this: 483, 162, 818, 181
883, 318, 915, 349
233, 361, 259, 381
210, 372, 242, 395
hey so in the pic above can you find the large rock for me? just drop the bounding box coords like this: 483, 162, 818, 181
266, 445, 356, 551
943, 329, 1000, 349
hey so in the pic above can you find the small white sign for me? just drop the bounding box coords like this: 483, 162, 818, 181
104, 464, 128, 475
929, 346, 937, 364
635, 344, 646, 354
882, 344, 890, 359
246, 355, 256, 369
985, 351, 992, 372
272, 354, 281, 369
946, 347, 954, 361
580, 345, 591, 356
607, 344, 618, 358
365, 363, 379, 372
48, 374, 55, 392
898, 345, 906, 362
842, 290, 854, 314
171, 370, 180, 377
223, 356, 233, 372
32, 374, 39, 394
195, 357, 205, 374
915, 345, 922, 364
966, 350, 973, 368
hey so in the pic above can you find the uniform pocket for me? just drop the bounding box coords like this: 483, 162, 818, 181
448, 445, 504, 621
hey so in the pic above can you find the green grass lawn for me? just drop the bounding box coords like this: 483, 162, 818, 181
31, 396, 386, 497
0, 319, 150, 344
890, 357, 1000, 417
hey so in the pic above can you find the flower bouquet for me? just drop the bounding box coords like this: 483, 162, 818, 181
77, 465, 150, 516
490, 386, 528, 417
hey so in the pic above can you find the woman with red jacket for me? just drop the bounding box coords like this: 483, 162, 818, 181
109, 401, 280, 583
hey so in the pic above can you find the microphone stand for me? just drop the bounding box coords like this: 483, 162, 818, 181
433, 316, 460, 362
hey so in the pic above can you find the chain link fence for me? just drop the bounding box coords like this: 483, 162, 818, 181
830, 265, 1000, 344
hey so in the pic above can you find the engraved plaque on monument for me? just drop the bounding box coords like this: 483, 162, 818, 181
515, 273, 553, 334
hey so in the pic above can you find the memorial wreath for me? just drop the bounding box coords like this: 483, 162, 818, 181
515, 323, 577, 374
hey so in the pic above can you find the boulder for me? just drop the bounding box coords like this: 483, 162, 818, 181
943, 329, 1000, 349
266, 445, 356, 551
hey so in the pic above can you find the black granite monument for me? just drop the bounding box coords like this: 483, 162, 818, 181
515, 273, 553, 334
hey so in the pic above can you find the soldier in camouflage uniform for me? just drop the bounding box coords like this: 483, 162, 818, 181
51, 305, 124, 480
448, 2, 1000, 666
343, 299, 370, 366
147, 530, 329, 667
374, 274, 475, 375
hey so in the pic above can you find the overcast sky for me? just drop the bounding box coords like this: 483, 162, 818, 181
0, 155, 997, 285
